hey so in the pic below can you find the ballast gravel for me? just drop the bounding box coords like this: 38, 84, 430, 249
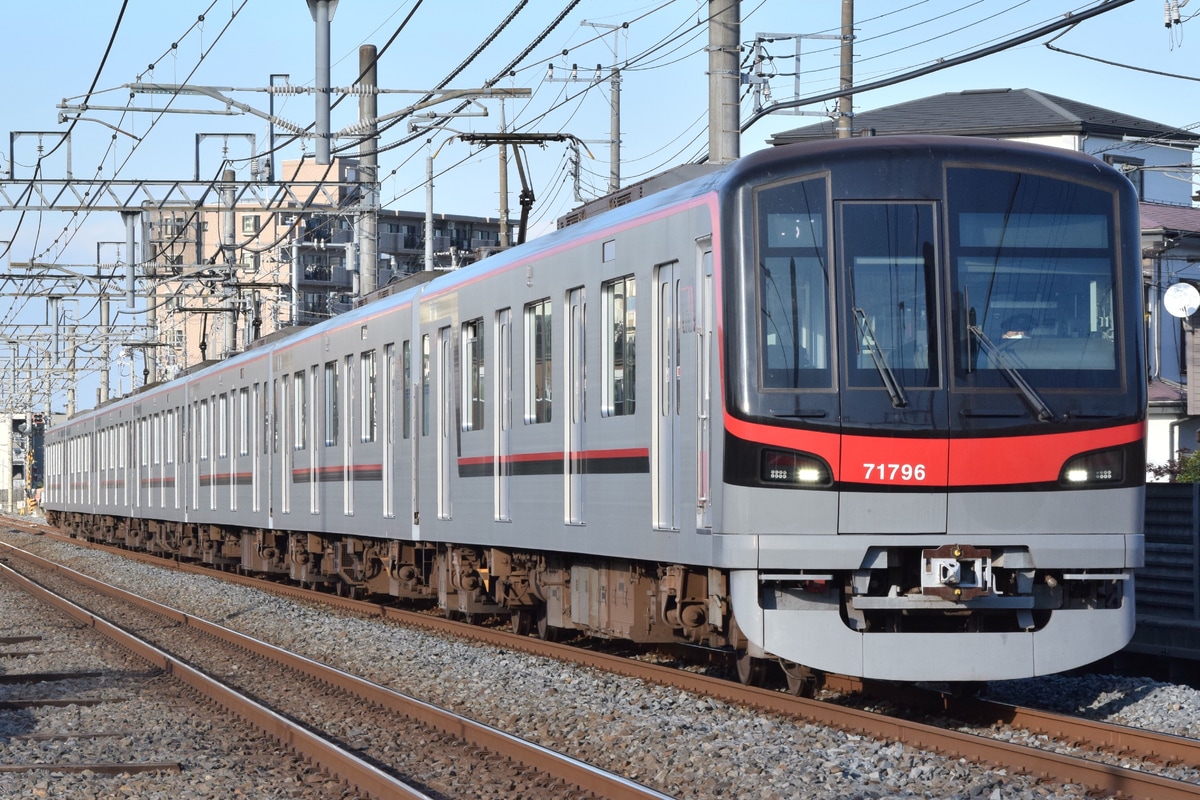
3, 525, 1194, 799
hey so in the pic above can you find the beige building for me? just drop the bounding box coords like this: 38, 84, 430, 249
141, 157, 510, 380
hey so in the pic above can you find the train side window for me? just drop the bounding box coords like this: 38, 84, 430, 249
385, 342, 396, 445
294, 371, 307, 450
324, 360, 339, 447
602, 275, 636, 416
422, 335, 431, 436
271, 379, 280, 454
361, 349, 377, 443
165, 410, 174, 465
238, 387, 250, 456
402, 340, 412, 440
462, 318, 485, 431
524, 297, 552, 424
199, 399, 209, 461
218, 393, 229, 459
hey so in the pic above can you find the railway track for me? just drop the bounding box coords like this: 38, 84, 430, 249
0, 559, 339, 797
0, 538, 672, 800
9, 517, 1200, 799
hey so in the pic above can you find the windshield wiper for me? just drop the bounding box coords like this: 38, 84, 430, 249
853, 308, 907, 408
968, 325, 1056, 422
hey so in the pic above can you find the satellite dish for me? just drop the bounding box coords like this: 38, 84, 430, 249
1164, 282, 1200, 318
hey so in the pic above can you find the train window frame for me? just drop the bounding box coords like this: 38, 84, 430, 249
753, 172, 834, 392
524, 297, 552, 424
601, 275, 636, 417
461, 318, 485, 432
324, 359, 339, 447
361, 349, 377, 443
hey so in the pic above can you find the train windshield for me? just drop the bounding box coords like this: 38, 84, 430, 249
947, 167, 1120, 390
756, 176, 833, 390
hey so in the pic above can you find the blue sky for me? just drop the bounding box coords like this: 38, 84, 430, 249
0, 0, 1196, 407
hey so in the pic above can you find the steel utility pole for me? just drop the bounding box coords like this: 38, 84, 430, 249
708, 1, 741, 164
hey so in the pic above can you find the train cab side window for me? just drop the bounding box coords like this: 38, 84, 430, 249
361, 349, 377, 443
602, 276, 636, 416
462, 319, 485, 431
755, 176, 833, 390
524, 298, 552, 424
324, 360, 339, 447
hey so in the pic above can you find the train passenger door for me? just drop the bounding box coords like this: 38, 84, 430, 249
565, 288, 586, 525
837, 202, 949, 533
654, 262, 681, 531
495, 308, 512, 522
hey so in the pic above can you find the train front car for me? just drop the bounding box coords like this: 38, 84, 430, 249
719, 136, 1145, 683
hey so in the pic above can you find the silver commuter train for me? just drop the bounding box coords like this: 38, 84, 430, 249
44, 136, 1147, 686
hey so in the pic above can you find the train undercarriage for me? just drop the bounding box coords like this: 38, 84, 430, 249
45, 510, 779, 685
44, 510, 1125, 691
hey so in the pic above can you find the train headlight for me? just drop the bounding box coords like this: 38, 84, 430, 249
1059, 448, 1124, 486
761, 449, 832, 487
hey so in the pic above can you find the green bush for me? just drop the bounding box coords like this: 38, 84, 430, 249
1148, 449, 1200, 482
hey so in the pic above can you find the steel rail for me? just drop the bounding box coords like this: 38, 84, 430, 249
0, 556, 435, 800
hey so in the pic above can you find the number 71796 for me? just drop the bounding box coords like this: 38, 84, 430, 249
863, 463, 927, 482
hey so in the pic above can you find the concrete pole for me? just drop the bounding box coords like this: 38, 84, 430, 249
307, 0, 338, 164
425, 153, 434, 271
66, 325, 75, 417
358, 45, 379, 295
608, 67, 621, 192
121, 210, 139, 308
222, 169, 238, 353
498, 103, 510, 248
836, 0, 854, 139
291, 241, 301, 325
708, 0, 741, 164
99, 274, 110, 404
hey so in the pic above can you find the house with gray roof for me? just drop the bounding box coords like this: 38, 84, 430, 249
771, 88, 1200, 474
